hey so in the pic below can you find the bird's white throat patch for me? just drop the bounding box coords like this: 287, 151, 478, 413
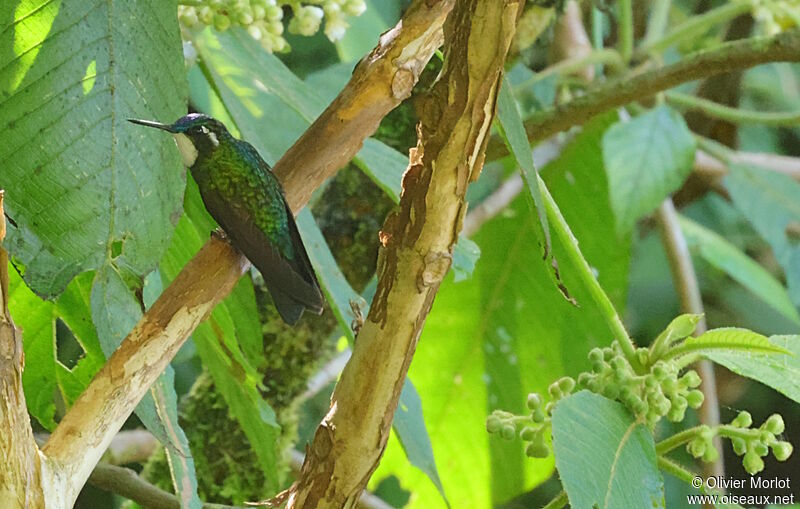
173, 133, 198, 167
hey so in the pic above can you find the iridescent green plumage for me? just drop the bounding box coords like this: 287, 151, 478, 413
128, 114, 324, 324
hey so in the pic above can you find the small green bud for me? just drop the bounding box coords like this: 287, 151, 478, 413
520, 426, 537, 441
486, 415, 503, 433
631, 397, 647, 416
558, 377, 576, 394
545, 402, 554, 414
688, 438, 706, 458
179, 8, 199, 27
764, 414, 785, 435
602, 383, 620, 399
698, 425, 714, 442
213, 13, 232, 31
743, 450, 764, 474
531, 408, 546, 423
644, 375, 658, 389
732, 437, 747, 456
667, 405, 686, 423
732, 411, 752, 428
636, 348, 649, 367
577, 372, 592, 387
681, 370, 701, 388
686, 390, 704, 409
588, 348, 603, 363
702, 444, 719, 463
526, 393, 542, 410
652, 362, 669, 381
610, 356, 627, 372
500, 424, 516, 440
198, 6, 214, 24
772, 441, 793, 461
526, 440, 550, 458
753, 442, 769, 457
548, 382, 562, 399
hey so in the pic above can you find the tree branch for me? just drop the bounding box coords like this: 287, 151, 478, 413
284, 2, 522, 507
486, 29, 800, 159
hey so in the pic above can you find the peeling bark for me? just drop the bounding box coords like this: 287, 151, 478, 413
286, 2, 523, 508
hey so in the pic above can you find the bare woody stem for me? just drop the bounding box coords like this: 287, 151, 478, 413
286, 1, 522, 507
655, 200, 725, 479
486, 29, 800, 160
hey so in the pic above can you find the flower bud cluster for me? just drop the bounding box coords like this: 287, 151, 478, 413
752, 0, 799, 36
725, 411, 793, 474
178, 0, 367, 53
577, 342, 704, 428
486, 377, 576, 459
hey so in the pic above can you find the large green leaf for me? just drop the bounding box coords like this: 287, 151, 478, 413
704, 335, 800, 405
7, 267, 104, 429
679, 216, 800, 326
0, 0, 186, 297
726, 164, 800, 311
552, 391, 664, 509
373, 115, 631, 508
602, 106, 696, 232
670, 328, 789, 358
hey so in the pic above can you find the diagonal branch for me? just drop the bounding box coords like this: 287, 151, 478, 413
285, 1, 522, 507
21, 1, 455, 507
486, 29, 800, 159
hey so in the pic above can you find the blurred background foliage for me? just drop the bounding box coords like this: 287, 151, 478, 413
1, 0, 799, 507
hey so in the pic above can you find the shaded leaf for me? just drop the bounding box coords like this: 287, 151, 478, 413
552, 391, 664, 509
704, 335, 800, 404
496, 76, 550, 254
679, 216, 800, 325
394, 382, 449, 505
603, 106, 696, 232
726, 164, 800, 310
1, 0, 186, 297
452, 235, 481, 283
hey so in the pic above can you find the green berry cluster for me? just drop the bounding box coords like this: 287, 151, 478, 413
178, 0, 367, 53
578, 342, 704, 428
486, 377, 576, 458
724, 412, 793, 474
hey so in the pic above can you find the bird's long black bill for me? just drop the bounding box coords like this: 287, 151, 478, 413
127, 118, 175, 132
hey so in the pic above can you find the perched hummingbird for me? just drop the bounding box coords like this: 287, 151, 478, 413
128, 113, 324, 325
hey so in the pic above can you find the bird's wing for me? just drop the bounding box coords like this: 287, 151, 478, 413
197, 180, 324, 324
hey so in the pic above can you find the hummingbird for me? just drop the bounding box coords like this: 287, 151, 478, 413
128, 113, 324, 325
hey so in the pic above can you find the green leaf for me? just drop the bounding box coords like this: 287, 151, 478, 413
496, 76, 551, 254
678, 216, 800, 325
726, 164, 800, 310
704, 335, 800, 404
553, 391, 664, 509
90, 266, 202, 509
1, 0, 186, 298
7, 267, 56, 430
374, 116, 631, 508
669, 328, 791, 359
452, 235, 480, 283
602, 106, 696, 232
394, 382, 448, 506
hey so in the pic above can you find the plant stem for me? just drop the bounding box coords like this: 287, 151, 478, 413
638, 0, 755, 56
643, 0, 672, 46
617, 0, 634, 62
513, 49, 625, 91
655, 199, 724, 480
539, 175, 641, 371
657, 426, 707, 455
658, 455, 700, 485
668, 91, 800, 126
542, 490, 569, 509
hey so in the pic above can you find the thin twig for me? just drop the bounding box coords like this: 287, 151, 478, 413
655, 199, 725, 480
